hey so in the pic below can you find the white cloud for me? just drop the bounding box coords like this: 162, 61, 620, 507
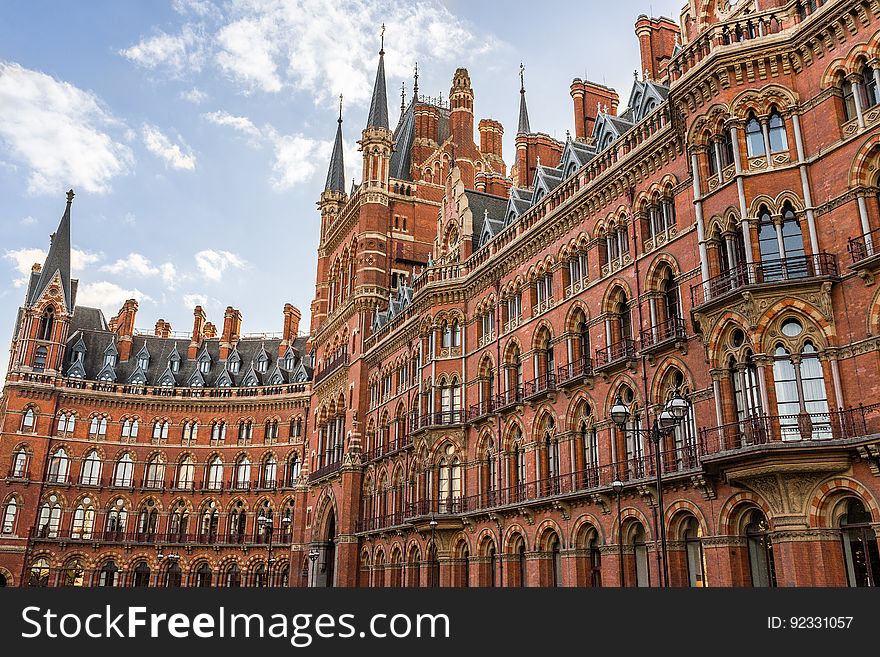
194, 249, 246, 282
202, 110, 261, 140
173, 0, 222, 19
122, 0, 499, 106
266, 129, 329, 190
0, 61, 133, 194
180, 87, 208, 104
119, 25, 207, 76
123, 212, 137, 226
100, 252, 178, 287
20, 215, 37, 226
142, 124, 197, 170
182, 292, 208, 308
4, 246, 102, 287
75, 281, 153, 316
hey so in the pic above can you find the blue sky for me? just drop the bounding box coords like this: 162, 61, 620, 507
0, 0, 682, 385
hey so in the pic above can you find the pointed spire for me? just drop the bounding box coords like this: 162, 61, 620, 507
324, 95, 346, 193
400, 81, 406, 115
31, 189, 74, 312
517, 63, 531, 135
413, 62, 419, 100
366, 24, 389, 130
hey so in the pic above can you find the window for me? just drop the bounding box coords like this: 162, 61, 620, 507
61, 559, 85, 587
437, 445, 461, 513
773, 339, 830, 439
104, 350, 117, 367
169, 501, 189, 538
207, 456, 224, 490
767, 111, 787, 153
683, 517, 706, 587
238, 420, 253, 444
2, 497, 18, 534
152, 420, 169, 442
199, 356, 210, 373
842, 77, 857, 121
200, 503, 219, 541
265, 419, 279, 441
113, 453, 134, 487
29, 558, 51, 587
176, 456, 195, 489
745, 115, 764, 157
80, 450, 102, 485
89, 415, 108, 439
256, 355, 268, 373
235, 456, 251, 489
47, 448, 69, 483
137, 500, 158, 535
165, 563, 182, 588
38, 307, 54, 340
121, 418, 139, 440
145, 455, 165, 488
33, 346, 47, 372
11, 447, 28, 478
228, 356, 241, 374
263, 455, 277, 487
182, 421, 198, 444
21, 408, 36, 433
71, 498, 95, 539
169, 356, 180, 373
133, 562, 151, 587
719, 131, 735, 169
863, 64, 878, 109
211, 421, 227, 444
195, 563, 212, 588
288, 454, 301, 484
632, 523, 650, 587
746, 510, 776, 587
37, 497, 62, 538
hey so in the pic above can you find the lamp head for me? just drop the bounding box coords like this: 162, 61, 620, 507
667, 387, 689, 421
610, 394, 630, 426
611, 479, 624, 494
658, 408, 678, 432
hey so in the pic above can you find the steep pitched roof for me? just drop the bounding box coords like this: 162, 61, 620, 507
366, 47, 389, 130
30, 190, 75, 311
324, 102, 346, 193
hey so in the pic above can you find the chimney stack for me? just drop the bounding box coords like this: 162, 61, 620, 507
154, 319, 172, 338
203, 322, 218, 339
570, 79, 619, 141
112, 299, 138, 360
220, 306, 242, 359
634, 15, 680, 84
281, 303, 302, 355
188, 305, 206, 359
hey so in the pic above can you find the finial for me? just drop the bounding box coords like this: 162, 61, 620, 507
603, 103, 609, 114
66, 189, 75, 203
519, 62, 525, 92
338, 94, 343, 123
380, 23, 385, 55
439, 90, 443, 106
484, 208, 488, 221
597, 101, 603, 115
566, 129, 571, 141
644, 67, 649, 81
413, 62, 419, 99
400, 81, 406, 114
633, 69, 639, 80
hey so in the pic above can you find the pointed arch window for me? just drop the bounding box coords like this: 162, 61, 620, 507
200, 503, 219, 541
235, 456, 251, 489
121, 418, 139, 441
106, 498, 128, 536
37, 497, 62, 538
437, 445, 461, 513
29, 558, 51, 587
211, 421, 227, 444
88, 415, 108, 439
182, 420, 198, 444
746, 510, 776, 587
71, 498, 95, 539
47, 448, 70, 483
263, 455, 277, 488
21, 408, 36, 433
840, 498, 880, 587
207, 456, 224, 490
772, 335, 830, 440
152, 419, 169, 441
38, 307, 55, 341
745, 114, 764, 157
288, 453, 301, 484
767, 111, 787, 153
169, 501, 189, 539
2, 497, 19, 534
176, 456, 195, 489
133, 562, 151, 587
80, 449, 102, 485
33, 346, 48, 372
113, 453, 134, 487
145, 454, 165, 488
11, 447, 29, 478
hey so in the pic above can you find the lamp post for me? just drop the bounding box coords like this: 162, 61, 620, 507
308, 547, 319, 587
610, 388, 690, 587
611, 479, 624, 587
157, 548, 180, 587
258, 515, 290, 588
429, 515, 438, 587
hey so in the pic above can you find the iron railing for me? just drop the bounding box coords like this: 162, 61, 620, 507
640, 316, 687, 350
523, 372, 556, 399
307, 460, 341, 482
848, 227, 879, 263
595, 338, 636, 369
313, 352, 349, 385
556, 357, 593, 385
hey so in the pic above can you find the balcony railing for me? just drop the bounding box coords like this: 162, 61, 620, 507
313, 352, 349, 385
468, 398, 496, 422
557, 357, 593, 386
640, 316, 687, 351
308, 460, 341, 482
30, 527, 293, 546
690, 253, 838, 308
698, 405, 880, 455
493, 387, 523, 411
848, 228, 879, 263
595, 338, 636, 369
361, 435, 413, 462
523, 372, 556, 399
413, 410, 465, 430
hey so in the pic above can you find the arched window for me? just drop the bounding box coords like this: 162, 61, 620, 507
745, 114, 764, 157
437, 445, 461, 513
263, 455, 277, 488
11, 447, 28, 478
32, 346, 48, 372
580, 418, 599, 483
207, 456, 224, 490
228, 501, 247, 542
132, 562, 151, 587
71, 497, 95, 539
1, 497, 18, 534
169, 501, 189, 539
200, 502, 219, 541
772, 331, 830, 439
746, 510, 776, 587
47, 448, 69, 483
137, 499, 158, 536
195, 563, 213, 588
661, 267, 680, 321
548, 533, 562, 587
757, 206, 779, 263
165, 562, 182, 588
80, 449, 102, 485
176, 456, 195, 489
145, 454, 165, 488
152, 420, 169, 441
265, 419, 279, 441
29, 558, 51, 587
37, 496, 62, 537
181, 420, 198, 444
517, 538, 527, 587
682, 516, 706, 587
225, 563, 242, 587
288, 453, 301, 484
61, 558, 85, 587
235, 456, 251, 489
632, 523, 650, 587
113, 453, 134, 487
21, 408, 36, 433
841, 74, 857, 121
839, 498, 879, 587
211, 421, 227, 444
38, 307, 54, 340
56, 411, 75, 435
88, 415, 108, 439
98, 561, 119, 587
512, 429, 527, 500
767, 110, 787, 153
121, 418, 139, 441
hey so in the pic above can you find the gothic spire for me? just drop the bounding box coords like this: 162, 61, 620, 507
517, 63, 531, 135
324, 95, 346, 193
30, 189, 74, 312
413, 62, 419, 100
365, 23, 389, 130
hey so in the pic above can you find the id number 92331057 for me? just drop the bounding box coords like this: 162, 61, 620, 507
767, 616, 854, 630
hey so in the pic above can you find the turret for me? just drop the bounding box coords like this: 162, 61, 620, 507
359, 24, 393, 191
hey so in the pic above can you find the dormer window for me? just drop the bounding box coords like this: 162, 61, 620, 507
199, 357, 210, 374
104, 353, 117, 367
256, 356, 268, 373
169, 357, 180, 373
137, 354, 149, 369
229, 360, 241, 374
38, 307, 54, 341
73, 349, 84, 363
283, 352, 295, 370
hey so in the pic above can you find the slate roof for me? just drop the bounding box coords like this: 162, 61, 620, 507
30, 191, 76, 312
324, 115, 346, 193
389, 99, 450, 182
366, 49, 389, 130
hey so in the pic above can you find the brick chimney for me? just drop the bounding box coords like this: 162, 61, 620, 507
478, 119, 505, 176
635, 15, 680, 83
111, 299, 138, 360
570, 79, 620, 141
449, 68, 475, 150
203, 322, 218, 339
280, 303, 302, 355
154, 319, 172, 338
220, 306, 242, 359
188, 305, 206, 359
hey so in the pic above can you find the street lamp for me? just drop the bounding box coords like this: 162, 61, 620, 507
610, 388, 690, 587
429, 515, 439, 588
258, 515, 290, 588
611, 479, 624, 587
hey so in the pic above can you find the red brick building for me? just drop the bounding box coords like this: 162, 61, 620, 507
3, 0, 880, 588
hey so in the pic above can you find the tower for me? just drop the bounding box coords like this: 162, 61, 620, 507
10, 190, 77, 378
359, 24, 393, 191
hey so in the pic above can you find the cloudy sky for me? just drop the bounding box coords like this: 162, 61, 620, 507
0, 0, 682, 385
